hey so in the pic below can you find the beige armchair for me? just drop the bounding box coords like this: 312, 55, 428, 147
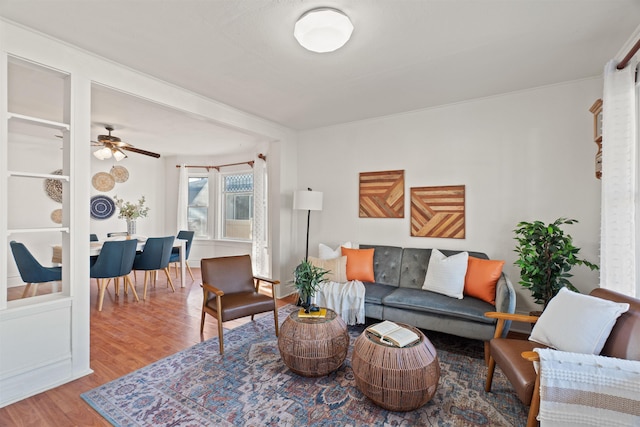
200, 255, 280, 355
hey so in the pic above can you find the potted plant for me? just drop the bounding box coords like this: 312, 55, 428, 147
113, 195, 149, 235
514, 217, 599, 311
293, 259, 329, 313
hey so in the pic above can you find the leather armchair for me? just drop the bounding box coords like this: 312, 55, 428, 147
485, 288, 640, 427
200, 255, 280, 355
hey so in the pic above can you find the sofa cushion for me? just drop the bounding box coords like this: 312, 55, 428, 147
382, 287, 496, 324
422, 249, 469, 299
360, 245, 403, 287
398, 248, 490, 289
464, 257, 505, 305
308, 256, 347, 283
319, 242, 352, 259
342, 247, 375, 282
398, 248, 432, 289
363, 282, 397, 304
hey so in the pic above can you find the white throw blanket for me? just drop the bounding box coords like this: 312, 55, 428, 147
535, 348, 640, 427
315, 280, 365, 325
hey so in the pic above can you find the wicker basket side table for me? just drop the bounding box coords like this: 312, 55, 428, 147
278, 308, 349, 377
351, 323, 440, 411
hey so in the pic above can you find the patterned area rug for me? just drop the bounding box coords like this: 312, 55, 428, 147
81, 305, 527, 426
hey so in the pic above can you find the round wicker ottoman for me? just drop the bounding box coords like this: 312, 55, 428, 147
278, 308, 349, 377
351, 323, 440, 411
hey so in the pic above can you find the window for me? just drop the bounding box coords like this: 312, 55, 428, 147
188, 176, 209, 237
222, 173, 253, 240
184, 171, 254, 240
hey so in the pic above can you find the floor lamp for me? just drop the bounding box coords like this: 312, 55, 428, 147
293, 188, 323, 261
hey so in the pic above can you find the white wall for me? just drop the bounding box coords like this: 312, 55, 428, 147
298, 78, 603, 314
89, 154, 166, 240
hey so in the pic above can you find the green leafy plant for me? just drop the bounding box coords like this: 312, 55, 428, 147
514, 218, 598, 309
293, 260, 329, 306
113, 195, 150, 220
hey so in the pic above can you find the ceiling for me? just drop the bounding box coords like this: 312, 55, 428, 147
2, 0, 639, 156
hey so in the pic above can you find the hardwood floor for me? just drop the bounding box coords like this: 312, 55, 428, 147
0, 268, 295, 426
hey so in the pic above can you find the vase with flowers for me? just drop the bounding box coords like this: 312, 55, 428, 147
113, 195, 150, 236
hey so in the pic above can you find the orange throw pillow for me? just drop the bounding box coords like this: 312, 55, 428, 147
464, 257, 505, 305
341, 247, 375, 282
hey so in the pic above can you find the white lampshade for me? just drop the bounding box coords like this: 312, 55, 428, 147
112, 150, 127, 161
294, 8, 354, 53
293, 190, 323, 211
93, 147, 112, 160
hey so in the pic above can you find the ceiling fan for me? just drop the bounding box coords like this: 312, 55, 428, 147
92, 126, 161, 160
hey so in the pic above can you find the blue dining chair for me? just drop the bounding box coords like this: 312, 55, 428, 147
132, 236, 176, 300
90, 233, 99, 242
169, 230, 195, 281
10, 241, 62, 298
90, 239, 139, 311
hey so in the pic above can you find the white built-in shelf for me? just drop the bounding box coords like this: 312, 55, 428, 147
8, 171, 69, 180
8, 227, 69, 235
7, 112, 70, 131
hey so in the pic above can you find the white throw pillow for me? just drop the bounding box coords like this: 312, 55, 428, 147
308, 256, 348, 283
318, 242, 352, 260
529, 287, 630, 354
421, 249, 469, 299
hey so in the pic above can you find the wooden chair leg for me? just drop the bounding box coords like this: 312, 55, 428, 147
274, 306, 279, 337
484, 341, 491, 366
216, 297, 224, 355
217, 314, 224, 355
485, 355, 496, 392
125, 275, 139, 302
143, 271, 150, 300
97, 279, 107, 311
527, 371, 541, 427
200, 311, 206, 334
22, 283, 33, 298
186, 261, 194, 280
164, 268, 175, 292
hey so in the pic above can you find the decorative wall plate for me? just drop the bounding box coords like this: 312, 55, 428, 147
90, 195, 116, 220
50, 208, 63, 224
44, 169, 63, 203
92, 172, 116, 192
110, 165, 129, 183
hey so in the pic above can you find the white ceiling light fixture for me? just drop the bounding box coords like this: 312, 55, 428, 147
294, 7, 354, 53
93, 147, 112, 160
93, 146, 127, 161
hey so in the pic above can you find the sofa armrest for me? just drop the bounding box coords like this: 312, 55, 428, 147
492, 273, 517, 338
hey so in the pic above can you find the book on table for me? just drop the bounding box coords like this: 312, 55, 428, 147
298, 308, 327, 318
367, 320, 421, 347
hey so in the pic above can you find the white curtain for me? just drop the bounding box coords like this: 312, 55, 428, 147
252, 154, 270, 277
177, 164, 188, 232
208, 167, 218, 239
600, 60, 637, 296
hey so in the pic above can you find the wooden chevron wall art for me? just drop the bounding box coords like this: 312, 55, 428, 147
410, 185, 465, 238
359, 170, 404, 218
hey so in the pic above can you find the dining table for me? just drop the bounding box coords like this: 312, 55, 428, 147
51, 235, 188, 287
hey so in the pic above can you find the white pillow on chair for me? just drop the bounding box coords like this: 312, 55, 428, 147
319, 242, 352, 259
529, 287, 630, 354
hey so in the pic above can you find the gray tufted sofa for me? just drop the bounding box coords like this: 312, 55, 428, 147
360, 244, 516, 352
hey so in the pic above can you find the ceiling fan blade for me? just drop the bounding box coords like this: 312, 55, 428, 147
121, 146, 161, 158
